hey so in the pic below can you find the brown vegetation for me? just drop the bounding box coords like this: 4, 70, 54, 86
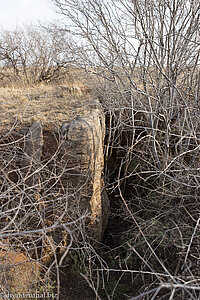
0, 247, 40, 294
0, 0, 200, 298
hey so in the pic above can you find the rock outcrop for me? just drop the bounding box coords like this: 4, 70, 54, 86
0, 86, 109, 243
0, 86, 110, 292
64, 111, 108, 240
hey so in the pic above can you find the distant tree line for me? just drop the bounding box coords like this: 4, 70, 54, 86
0, 24, 80, 86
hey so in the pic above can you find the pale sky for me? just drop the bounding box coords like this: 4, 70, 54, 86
0, 0, 59, 29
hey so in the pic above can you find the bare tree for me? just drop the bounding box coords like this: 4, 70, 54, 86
51, 0, 200, 298
0, 24, 79, 85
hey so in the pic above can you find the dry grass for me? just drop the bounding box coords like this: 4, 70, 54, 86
0, 66, 98, 129
0, 83, 96, 129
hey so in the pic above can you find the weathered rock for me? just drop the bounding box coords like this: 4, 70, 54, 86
0, 86, 110, 291
64, 111, 107, 240
22, 121, 43, 185
42, 110, 109, 242
0, 87, 109, 243
23, 121, 43, 165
